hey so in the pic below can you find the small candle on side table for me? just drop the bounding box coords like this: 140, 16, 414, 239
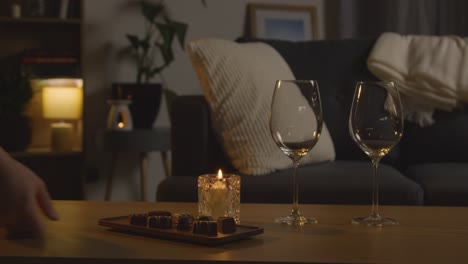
198, 170, 240, 224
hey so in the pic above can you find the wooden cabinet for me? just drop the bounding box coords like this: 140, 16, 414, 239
11, 150, 85, 200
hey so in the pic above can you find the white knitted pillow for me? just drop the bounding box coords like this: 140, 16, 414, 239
188, 38, 335, 175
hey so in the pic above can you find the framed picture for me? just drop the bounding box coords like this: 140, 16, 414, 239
248, 4, 319, 41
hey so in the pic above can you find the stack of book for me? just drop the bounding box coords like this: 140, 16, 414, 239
19, 49, 81, 78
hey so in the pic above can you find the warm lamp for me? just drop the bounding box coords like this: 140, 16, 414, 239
42, 80, 83, 151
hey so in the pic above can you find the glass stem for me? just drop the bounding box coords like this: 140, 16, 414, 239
292, 160, 300, 213
371, 157, 381, 218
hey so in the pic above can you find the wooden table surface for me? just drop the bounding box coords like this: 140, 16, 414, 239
1, 201, 467, 264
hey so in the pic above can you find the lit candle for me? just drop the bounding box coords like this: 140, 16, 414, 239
198, 169, 241, 223
207, 170, 227, 219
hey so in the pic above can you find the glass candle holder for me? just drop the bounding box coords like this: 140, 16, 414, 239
198, 170, 240, 224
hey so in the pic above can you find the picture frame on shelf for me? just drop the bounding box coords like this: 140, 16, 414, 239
248, 4, 319, 41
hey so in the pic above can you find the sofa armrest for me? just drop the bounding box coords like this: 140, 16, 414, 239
170, 95, 233, 177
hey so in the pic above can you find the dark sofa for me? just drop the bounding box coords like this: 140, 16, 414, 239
157, 37, 468, 206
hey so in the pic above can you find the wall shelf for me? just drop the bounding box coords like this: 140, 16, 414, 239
0, 16, 81, 25
1, 0, 85, 200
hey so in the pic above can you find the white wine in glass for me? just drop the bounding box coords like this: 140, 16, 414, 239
270, 80, 323, 226
349, 81, 404, 226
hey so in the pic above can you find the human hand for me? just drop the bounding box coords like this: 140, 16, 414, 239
0, 148, 59, 238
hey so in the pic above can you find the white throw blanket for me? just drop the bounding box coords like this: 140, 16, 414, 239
367, 32, 468, 126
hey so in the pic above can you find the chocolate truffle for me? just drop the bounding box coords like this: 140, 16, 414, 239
217, 217, 236, 234
173, 213, 194, 231
129, 213, 147, 226
192, 220, 218, 236
148, 215, 172, 229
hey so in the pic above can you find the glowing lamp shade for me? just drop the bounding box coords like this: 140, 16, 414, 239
42, 86, 83, 120
41, 80, 83, 152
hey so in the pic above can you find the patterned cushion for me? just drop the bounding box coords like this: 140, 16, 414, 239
187, 38, 335, 175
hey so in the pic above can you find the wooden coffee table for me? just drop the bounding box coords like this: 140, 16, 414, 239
0, 201, 467, 263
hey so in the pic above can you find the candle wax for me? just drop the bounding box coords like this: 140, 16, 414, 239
207, 179, 227, 218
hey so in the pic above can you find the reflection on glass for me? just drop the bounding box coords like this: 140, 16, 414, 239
270, 80, 322, 226
349, 81, 403, 226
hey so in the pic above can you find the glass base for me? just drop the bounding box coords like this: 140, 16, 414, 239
274, 209, 317, 226
351, 214, 399, 226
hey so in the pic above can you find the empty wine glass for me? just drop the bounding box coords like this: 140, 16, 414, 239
270, 80, 323, 226
349, 81, 404, 226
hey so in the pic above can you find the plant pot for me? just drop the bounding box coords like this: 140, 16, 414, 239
0, 113, 32, 152
111, 83, 162, 129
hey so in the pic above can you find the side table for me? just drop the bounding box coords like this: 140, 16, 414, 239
97, 128, 170, 201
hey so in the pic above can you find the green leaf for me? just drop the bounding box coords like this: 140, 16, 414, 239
126, 34, 141, 49
155, 23, 176, 65
140, 36, 150, 52
156, 43, 174, 68
156, 23, 175, 45
149, 64, 166, 77
140, 0, 164, 22
169, 20, 188, 50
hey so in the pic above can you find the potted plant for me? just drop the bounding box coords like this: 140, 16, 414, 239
115, 0, 205, 128
0, 74, 34, 151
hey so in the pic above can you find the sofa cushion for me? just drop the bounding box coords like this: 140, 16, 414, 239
401, 108, 468, 167
187, 38, 335, 175
157, 161, 424, 205
241, 161, 423, 205
404, 163, 468, 206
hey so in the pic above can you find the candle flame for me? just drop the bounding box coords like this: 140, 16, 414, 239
217, 169, 223, 179
118, 122, 124, 128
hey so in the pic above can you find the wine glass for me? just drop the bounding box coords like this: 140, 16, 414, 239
270, 80, 323, 226
349, 81, 404, 226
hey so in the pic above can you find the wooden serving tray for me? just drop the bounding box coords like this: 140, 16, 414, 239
98, 215, 264, 246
